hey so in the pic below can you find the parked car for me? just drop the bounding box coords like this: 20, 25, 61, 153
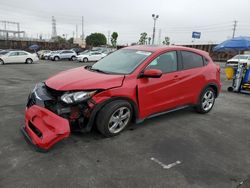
50, 50, 77, 61
70, 48, 85, 55
76, 51, 107, 62
226, 54, 250, 67
0, 50, 39, 65
37, 50, 51, 59
43, 51, 59, 60
22, 46, 221, 151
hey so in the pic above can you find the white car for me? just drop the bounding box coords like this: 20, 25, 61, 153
76, 51, 107, 62
226, 54, 250, 67
0, 50, 39, 65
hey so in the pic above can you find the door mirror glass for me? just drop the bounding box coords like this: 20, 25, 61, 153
141, 69, 162, 78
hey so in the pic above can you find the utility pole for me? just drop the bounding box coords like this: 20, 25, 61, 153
107, 30, 110, 45
82, 16, 84, 41
152, 14, 159, 45
232, 20, 237, 38
158, 29, 162, 45
76, 25, 78, 38
51, 16, 57, 38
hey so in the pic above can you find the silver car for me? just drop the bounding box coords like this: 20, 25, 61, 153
50, 50, 77, 61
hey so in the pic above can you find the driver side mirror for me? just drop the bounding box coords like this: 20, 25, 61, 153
140, 69, 162, 78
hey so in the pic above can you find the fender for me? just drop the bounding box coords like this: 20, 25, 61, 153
84, 96, 139, 132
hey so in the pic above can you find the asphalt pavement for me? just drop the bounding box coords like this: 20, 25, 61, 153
0, 60, 249, 188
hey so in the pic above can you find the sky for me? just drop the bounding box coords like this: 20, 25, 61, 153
0, 0, 250, 45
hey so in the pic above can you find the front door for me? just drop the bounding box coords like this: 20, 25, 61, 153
137, 51, 183, 118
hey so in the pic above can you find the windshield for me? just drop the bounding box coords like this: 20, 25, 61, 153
0, 51, 9, 55
91, 49, 152, 74
233, 55, 249, 60
79, 50, 89, 55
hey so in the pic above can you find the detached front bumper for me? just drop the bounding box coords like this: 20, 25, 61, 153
22, 105, 70, 151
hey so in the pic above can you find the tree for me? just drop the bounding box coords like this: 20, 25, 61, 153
138, 32, 148, 45
52, 36, 66, 43
86, 33, 107, 47
162, 37, 170, 45
67, 37, 74, 44
111, 32, 118, 47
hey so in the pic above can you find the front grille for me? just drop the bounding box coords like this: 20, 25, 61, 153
27, 93, 36, 108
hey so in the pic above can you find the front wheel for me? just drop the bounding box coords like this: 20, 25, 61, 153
0, 59, 4, 65
195, 87, 215, 114
96, 100, 132, 137
54, 56, 59, 61
26, 58, 33, 64
83, 58, 88, 63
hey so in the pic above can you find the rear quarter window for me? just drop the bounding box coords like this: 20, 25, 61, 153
181, 51, 204, 70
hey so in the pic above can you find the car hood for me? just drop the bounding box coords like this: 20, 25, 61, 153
45, 67, 125, 91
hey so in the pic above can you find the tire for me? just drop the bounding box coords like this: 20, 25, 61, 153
195, 87, 215, 114
26, 58, 33, 64
96, 100, 133, 137
71, 56, 76, 61
54, 56, 59, 61
0, 59, 4, 65
83, 58, 88, 63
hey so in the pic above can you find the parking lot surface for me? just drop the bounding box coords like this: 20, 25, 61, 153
0, 60, 250, 188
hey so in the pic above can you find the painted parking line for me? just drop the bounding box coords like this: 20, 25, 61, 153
150, 157, 182, 169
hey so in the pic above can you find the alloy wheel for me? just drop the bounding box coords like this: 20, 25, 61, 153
108, 107, 131, 134
202, 90, 215, 111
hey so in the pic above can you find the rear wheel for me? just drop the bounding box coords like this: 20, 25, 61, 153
26, 58, 33, 64
96, 100, 132, 137
71, 56, 76, 61
83, 58, 88, 63
0, 59, 4, 65
195, 87, 215, 114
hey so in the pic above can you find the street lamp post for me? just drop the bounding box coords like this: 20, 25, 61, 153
152, 14, 159, 45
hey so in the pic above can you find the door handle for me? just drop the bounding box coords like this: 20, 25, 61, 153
173, 75, 181, 81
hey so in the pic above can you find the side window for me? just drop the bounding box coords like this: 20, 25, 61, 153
146, 51, 178, 73
19, 52, 28, 55
9, 52, 18, 56
181, 51, 204, 70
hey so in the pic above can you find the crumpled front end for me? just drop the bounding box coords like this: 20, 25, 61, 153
21, 105, 70, 151
22, 82, 96, 151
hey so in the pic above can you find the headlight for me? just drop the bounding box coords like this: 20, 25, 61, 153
61, 91, 96, 104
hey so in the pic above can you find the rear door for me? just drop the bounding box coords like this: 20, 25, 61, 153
92, 52, 103, 61
18, 51, 29, 63
176, 50, 207, 104
137, 51, 184, 118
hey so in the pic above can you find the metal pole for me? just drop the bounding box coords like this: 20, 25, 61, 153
152, 19, 156, 45
82, 16, 84, 41
232, 20, 237, 38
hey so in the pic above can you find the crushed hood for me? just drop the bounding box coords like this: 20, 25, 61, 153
45, 67, 124, 91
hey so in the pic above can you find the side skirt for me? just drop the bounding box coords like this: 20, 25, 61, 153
135, 105, 190, 124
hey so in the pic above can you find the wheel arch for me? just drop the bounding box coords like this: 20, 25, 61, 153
206, 83, 219, 98
196, 82, 219, 105
86, 97, 139, 131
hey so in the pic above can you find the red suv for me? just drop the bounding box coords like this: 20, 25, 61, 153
22, 46, 221, 151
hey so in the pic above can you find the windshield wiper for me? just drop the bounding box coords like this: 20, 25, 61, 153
89, 68, 109, 74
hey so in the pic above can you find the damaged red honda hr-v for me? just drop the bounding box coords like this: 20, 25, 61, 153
21, 45, 221, 151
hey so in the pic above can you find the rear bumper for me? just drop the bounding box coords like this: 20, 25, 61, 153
22, 105, 70, 151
